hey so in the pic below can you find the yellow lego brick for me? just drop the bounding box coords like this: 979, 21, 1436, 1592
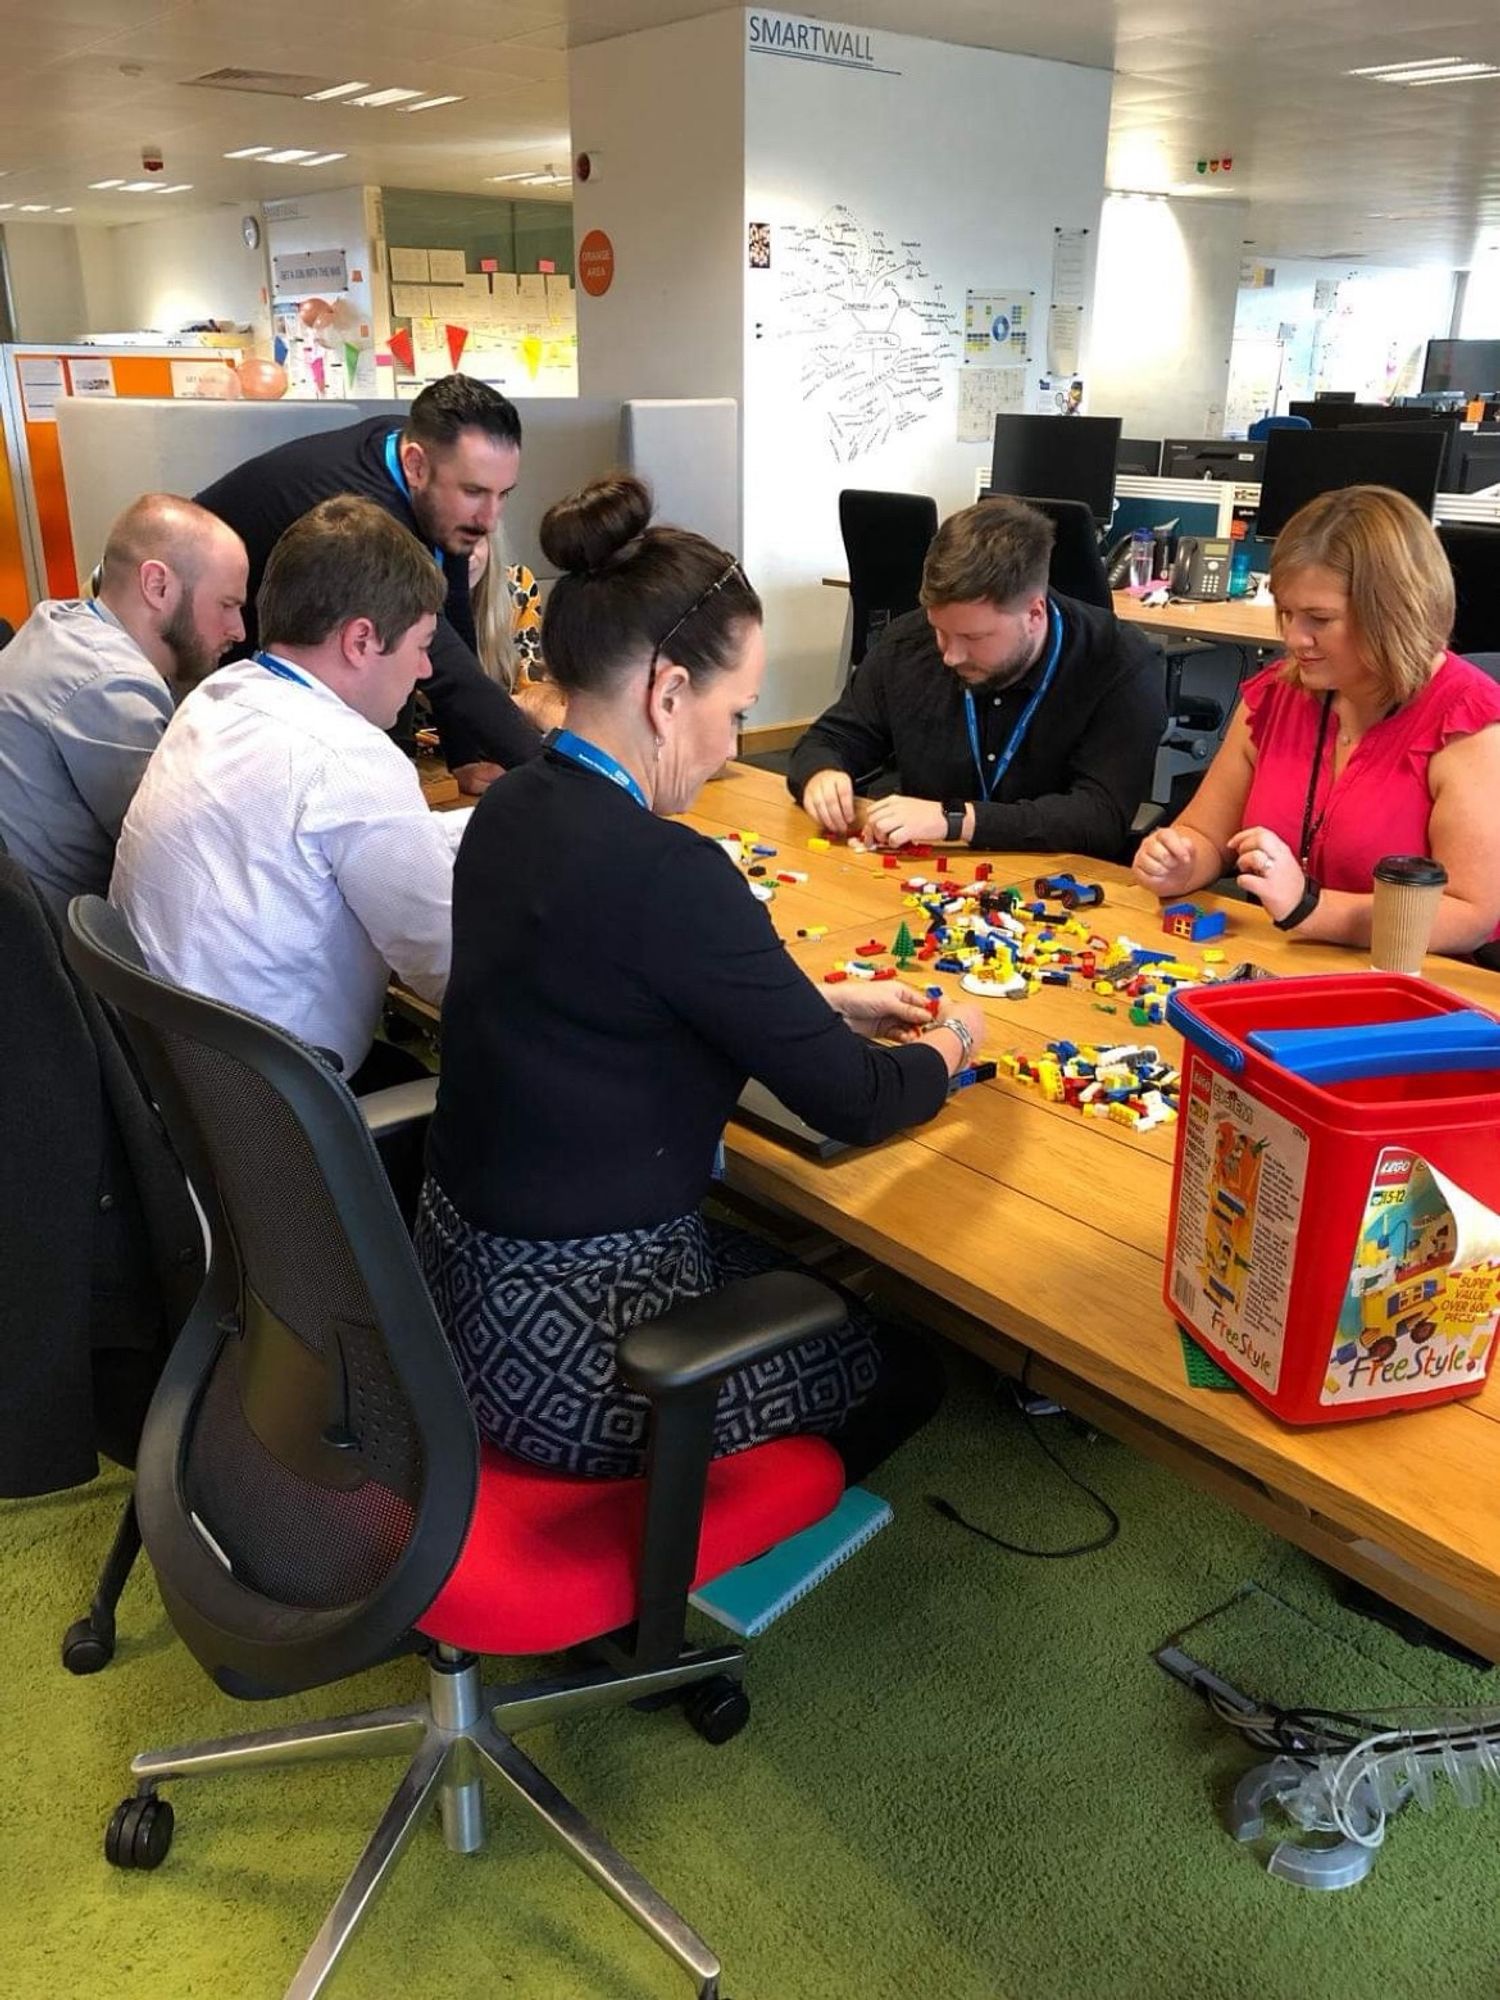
807, 836, 831, 852
1202, 948, 1225, 964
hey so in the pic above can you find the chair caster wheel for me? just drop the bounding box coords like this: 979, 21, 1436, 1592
683, 1675, 749, 1745
62, 1615, 115, 1675
105, 1793, 174, 1870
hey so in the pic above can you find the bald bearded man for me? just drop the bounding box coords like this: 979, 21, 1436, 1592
0, 494, 247, 915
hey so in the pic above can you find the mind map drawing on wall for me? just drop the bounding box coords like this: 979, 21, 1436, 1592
771, 206, 956, 462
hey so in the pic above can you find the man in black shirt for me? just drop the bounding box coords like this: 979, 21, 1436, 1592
195, 374, 540, 790
787, 495, 1165, 858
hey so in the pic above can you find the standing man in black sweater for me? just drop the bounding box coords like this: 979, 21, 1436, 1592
195, 375, 540, 792
787, 495, 1166, 858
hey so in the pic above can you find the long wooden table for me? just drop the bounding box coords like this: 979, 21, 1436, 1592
1112, 590, 1281, 650
690, 762, 1500, 1661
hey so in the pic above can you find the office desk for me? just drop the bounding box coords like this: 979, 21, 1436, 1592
689, 762, 1500, 1661
1112, 591, 1281, 650
820, 575, 1281, 653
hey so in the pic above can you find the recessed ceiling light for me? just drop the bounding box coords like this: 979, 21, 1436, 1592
157, 184, 193, 194
18, 203, 48, 211
55, 206, 72, 213
349, 86, 425, 107
262, 148, 318, 164
89, 178, 125, 189
225, 146, 274, 160
300, 153, 347, 167
304, 81, 368, 101
404, 95, 463, 113
1349, 55, 1500, 85
0, 204, 14, 211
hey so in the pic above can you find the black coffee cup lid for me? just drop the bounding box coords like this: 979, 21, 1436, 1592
1374, 854, 1447, 888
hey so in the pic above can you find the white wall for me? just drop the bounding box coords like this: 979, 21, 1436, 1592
1090, 193, 1244, 441
87, 208, 271, 344
2, 223, 88, 341
1230, 259, 1455, 416
571, 11, 746, 403
741, 14, 1111, 723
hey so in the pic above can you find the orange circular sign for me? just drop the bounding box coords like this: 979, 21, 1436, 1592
578, 229, 615, 297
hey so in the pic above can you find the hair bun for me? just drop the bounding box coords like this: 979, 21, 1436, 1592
540, 474, 653, 576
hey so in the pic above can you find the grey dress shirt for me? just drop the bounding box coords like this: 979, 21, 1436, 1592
0, 599, 173, 914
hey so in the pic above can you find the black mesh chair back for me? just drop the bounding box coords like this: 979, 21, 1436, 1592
1026, 497, 1112, 608
63, 896, 478, 1702
1438, 523, 1500, 658
838, 489, 938, 667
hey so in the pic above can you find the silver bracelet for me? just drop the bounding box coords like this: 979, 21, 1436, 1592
926, 1015, 974, 1066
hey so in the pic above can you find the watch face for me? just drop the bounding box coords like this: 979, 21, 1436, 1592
242, 215, 260, 249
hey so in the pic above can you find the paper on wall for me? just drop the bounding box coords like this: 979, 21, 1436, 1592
427, 248, 467, 286
17, 356, 64, 420
390, 247, 430, 283
1050, 228, 1088, 309
67, 356, 115, 398
391, 285, 432, 320
964, 290, 1031, 364
1033, 374, 1084, 416
491, 273, 525, 331
516, 274, 548, 320
956, 364, 1026, 444
1047, 304, 1082, 376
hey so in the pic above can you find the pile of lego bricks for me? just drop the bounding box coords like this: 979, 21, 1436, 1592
1000, 1039, 1180, 1134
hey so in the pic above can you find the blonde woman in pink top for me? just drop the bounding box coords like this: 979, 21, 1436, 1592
1133, 484, 1500, 963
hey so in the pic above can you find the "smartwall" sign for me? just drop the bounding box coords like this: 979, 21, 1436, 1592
747, 12, 901, 75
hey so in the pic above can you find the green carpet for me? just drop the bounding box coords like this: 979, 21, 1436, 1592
5, 1358, 1499, 2000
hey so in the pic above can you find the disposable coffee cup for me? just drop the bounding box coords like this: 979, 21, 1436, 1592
1370, 855, 1447, 975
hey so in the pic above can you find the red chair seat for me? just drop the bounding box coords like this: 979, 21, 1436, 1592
419, 1434, 845, 1655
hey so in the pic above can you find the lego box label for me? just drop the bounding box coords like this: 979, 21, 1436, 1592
1169, 1065, 1308, 1392
1321, 1148, 1500, 1407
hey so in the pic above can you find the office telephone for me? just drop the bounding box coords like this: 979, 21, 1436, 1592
1169, 535, 1232, 600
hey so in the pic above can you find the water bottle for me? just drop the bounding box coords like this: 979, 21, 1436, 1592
1127, 529, 1154, 590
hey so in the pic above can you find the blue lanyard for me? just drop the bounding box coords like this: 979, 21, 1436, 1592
548, 727, 649, 810
254, 649, 314, 689
963, 601, 1063, 801
384, 429, 444, 565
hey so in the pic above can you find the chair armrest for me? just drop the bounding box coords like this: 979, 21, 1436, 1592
613, 1269, 849, 1669
357, 1075, 438, 1139
617, 1270, 847, 1399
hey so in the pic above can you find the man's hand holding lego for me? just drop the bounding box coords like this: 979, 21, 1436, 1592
800, 767, 858, 836
862, 794, 969, 850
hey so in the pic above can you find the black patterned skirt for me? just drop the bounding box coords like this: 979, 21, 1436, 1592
414, 1178, 881, 1478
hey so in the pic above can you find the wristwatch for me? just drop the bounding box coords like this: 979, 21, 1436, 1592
1274, 876, 1322, 931
942, 799, 967, 843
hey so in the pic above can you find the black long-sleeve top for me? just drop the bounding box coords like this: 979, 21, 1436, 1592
786, 593, 1166, 859
427, 749, 950, 1238
195, 416, 541, 771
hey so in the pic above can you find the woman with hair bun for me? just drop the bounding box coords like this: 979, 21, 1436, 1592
417, 475, 982, 1480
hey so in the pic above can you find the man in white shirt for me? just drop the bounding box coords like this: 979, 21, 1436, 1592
113, 496, 458, 1088
0, 494, 247, 914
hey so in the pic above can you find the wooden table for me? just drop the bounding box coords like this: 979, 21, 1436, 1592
820, 575, 1281, 650
1112, 590, 1281, 650
690, 762, 1500, 1661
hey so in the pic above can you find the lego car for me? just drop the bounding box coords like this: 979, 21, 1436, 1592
1033, 872, 1104, 911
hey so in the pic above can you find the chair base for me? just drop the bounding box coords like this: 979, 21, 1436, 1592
113, 1641, 745, 1999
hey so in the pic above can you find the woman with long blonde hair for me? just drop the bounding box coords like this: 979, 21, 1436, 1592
469, 525, 565, 733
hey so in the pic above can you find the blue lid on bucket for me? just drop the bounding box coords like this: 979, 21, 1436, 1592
1246, 1010, 1500, 1085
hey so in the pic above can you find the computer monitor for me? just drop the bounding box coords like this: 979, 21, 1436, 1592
1314, 390, 1356, 403
1342, 418, 1461, 491
1116, 437, 1162, 477
1255, 427, 1446, 538
1422, 338, 1500, 398
1161, 438, 1264, 481
1287, 399, 1442, 432
989, 414, 1122, 522
1449, 431, 1500, 496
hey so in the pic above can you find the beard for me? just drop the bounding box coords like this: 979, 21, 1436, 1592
160, 598, 221, 690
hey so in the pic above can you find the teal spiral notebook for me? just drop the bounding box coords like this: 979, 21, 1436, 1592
688, 1486, 893, 1638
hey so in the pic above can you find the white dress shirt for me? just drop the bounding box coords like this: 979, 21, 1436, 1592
113, 654, 470, 1076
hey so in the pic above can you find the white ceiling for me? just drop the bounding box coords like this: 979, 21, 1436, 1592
0, 0, 1497, 269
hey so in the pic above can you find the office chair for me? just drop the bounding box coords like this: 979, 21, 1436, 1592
838, 489, 938, 668
1438, 523, 1500, 658
65, 895, 848, 2000
1247, 415, 1312, 441
1026, 496, 1111, 608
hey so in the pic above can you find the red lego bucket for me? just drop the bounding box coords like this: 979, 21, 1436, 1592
1164, 973, 1500, 1424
